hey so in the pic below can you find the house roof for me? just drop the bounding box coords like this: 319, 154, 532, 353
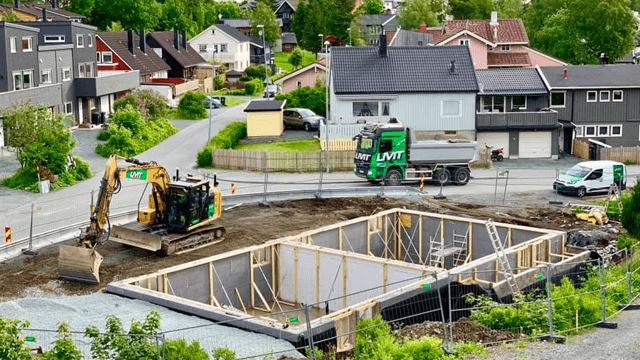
475, 68, 548, 95
247, 34, 271, 48
540, 65, 640, 89
275, 59, 327, 84
428, 19, 528, 45
221, 18, 252, 28
1, 4, 44, 18
97, 31, 171, 76
282, 32, 297, 44
360, 14, 396, 26
332, 45, 478, 94
487, 52, 531, 67
389, 29, 433, 47
148, 31, 207, 68
214, 24, 250, 42
28, 3, 84, 19
244, 99, 286, 112
275, 0, 297, 12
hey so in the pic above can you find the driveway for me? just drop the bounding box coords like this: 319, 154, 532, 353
493, 155, 583, 170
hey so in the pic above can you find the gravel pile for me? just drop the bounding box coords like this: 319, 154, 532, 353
0, 292, 303, 359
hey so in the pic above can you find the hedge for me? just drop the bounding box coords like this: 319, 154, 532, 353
197, 121, 247, 167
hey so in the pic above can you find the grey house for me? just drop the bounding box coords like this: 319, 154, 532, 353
475, 68, 559, 159
330, 37, 479, 140
540, 65, 640, 156
360, 14, 398, 45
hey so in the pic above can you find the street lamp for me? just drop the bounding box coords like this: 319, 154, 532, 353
347, 27, 351, 46
324, 40, 330, 173
258, 24, 269, 100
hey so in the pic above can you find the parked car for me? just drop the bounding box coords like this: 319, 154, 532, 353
203, 96, 222, 109
283, 108, 326, 131
263, 85, 281, 98
553, 160, 626, 198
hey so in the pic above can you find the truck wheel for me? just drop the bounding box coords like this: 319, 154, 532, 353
453, 168, 470, 186
433, 169, 450, 185
577, 187, 586, 198
384, 170, 402, 186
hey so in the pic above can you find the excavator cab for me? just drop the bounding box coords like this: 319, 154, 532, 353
167, 179, 218, 232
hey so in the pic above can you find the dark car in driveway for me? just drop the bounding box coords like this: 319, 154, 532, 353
283, 108, 325, 131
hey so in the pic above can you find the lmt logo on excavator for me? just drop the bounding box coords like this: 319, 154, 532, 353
126, 169, 148, 181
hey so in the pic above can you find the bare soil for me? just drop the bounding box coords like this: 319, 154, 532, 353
395, 318, 521, 344
0, 197, 614, 302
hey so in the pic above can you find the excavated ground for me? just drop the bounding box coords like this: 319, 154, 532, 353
0, 197, 613, 302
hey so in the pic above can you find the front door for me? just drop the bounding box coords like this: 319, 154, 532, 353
563, 127, 573, 154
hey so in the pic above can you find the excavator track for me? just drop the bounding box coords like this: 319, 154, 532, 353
160, 224, 226, 256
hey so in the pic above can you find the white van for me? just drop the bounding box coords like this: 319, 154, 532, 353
553, 161, 626, 198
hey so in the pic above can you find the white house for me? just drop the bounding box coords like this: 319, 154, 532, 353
188, 24, 251, 71
330, 35, 479, 140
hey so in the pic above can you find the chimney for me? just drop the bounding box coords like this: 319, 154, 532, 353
41, 8, 47, 22
173, 29, 179, 51
599, 53, 609, 65
490, 11, 498, 26
181, 29, 187, 50
139, 29, 146, 53
378, 34, 387, 57
51, 0, 57, 9
14, 0, 20, 8
449, 60, 456, 74
478, 83, 484, 93
419, 22, 427, 33
127, 29, 135, 55
563, 68, 568, 79
493, 27, 498, 42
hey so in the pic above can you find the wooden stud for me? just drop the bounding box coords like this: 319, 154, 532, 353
469, 223, 474, 261
384, 215, 388, 259
418, 215, 423, 264
367, 219, 371, 256
253, 282, 272, 312
339, 226, 343, 251
508, 227, 513, 247
383, 263, 388, 293
209, 262, 215, 306
342, 256, 348, 309
294, 246, 299, 305
516, 251, 521, 274
163, 274, 168, 294
316, 250, 321, 305
235, 288, 248, 314
250, 250, 255, 308
271, 246, 276, 302
210, 294, 221, 308
440, 218, 445, 258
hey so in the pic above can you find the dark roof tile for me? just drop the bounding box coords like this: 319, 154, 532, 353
487, 52, 531, 66
215, 24, 251, 42
541, 65, 640, 88
148, 31, 207, 68
389, 29, 433, 46
282, 32, 297, 44
244, 99, 286, 111
475, 68, 547, 95
98, 31, 170, 76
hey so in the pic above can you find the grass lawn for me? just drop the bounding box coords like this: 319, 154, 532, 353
224, 97, 246, 107
273, 51, 316, 72
234, 138, 320, 152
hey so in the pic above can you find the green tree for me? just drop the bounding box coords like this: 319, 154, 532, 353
160, 0, 190, 31
327, 0, 356, 45
214, 75, 224, 89
250, 2, 280, 44
495, 0, 523, 18
93, 0, 161, 30
41, 322, 83, 360
448, 0, 493, 20
363, 0, 385, 14
621, 184, 640, 239
0, 316, 30, 360
163, 339, 210, 360
349, 16, 367, 46
291, 0, 307, 45
300, 0, 327, 52
1, 9, 20, 22
288, 47, 304, 69
274, 83, 326, 115
105, 21, 124, 32
397, 0, 444, 29
66, 0, 95, 19
217, 1, 243, 18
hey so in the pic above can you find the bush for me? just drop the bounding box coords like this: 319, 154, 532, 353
1, 157, 92, 192
275, 84, 326, 116
239, 76, 252, 82
621, 184, 640, 239
111, 105, 146, 135
97, 119, 178, 158
197, 121, 247, 167
244, 79, 265, 96
178, 91, 207, 120
617, 233, 639, 250
113, 94, 140, 113
214, 75, 224, 89
114, 90, 169, 119
163, 339, 210, 360
0, 315, 31, 360
245, 64, 272, 79
96, 131, 111, 141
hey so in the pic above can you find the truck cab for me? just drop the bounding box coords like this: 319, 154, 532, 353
354, 123, 407, 184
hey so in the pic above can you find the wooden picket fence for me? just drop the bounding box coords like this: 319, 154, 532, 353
601, 146, 640, 164
211, 149, 355, 172
320, 138, 358, 151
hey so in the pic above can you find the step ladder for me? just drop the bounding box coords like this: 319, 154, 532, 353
606, 183, 623, 214
485, 219, 519, 295
452, 228, 469, 267
427, 221, 443, 268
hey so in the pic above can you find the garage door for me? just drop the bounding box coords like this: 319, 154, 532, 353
476, 132, 510, 158
519, 131, 551, 158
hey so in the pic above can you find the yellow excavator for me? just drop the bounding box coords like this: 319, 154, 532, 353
58, 155, 225, 284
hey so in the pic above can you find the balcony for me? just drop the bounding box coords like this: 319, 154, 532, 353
250, 53, 275, 64
476, 110, 558, 131
214, 53, 235, 62
0, 83, 62, 110
75, 70, 140, 98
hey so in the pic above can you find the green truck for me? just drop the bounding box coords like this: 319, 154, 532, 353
353, 122, 479, 186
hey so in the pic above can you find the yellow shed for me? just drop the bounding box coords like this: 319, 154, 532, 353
244, 99, 287, 137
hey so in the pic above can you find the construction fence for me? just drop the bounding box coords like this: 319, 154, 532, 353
14, 245, 640, 360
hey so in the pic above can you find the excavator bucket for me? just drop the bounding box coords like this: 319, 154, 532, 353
58, 245, 103, 284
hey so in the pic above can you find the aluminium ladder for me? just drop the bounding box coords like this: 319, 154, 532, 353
427, 222, 467, 269
485, 219, 519, 295
452, 228, 469, 267
606, 183, 623, 215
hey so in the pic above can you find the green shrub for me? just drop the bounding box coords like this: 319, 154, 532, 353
621, 184, 640, 239
275, 83, 326, 116
617, 233, 639, 250
111, 105, 146, 135
1, 166, 39, 192
178, 91, 207, 120
163, 339, 210, 360
465, 292, 547, 336
212, 348, 236, 360
1, 157, 92, 192
114, 90, 168, 119
113, 94, 140, 113
41, 322, 83, 360
96, 119, 178, 158
244, 79, 265, 96
245, 64, 272, 79
239, 76, 252, 82
197, 121, 247, 167
214, 75, 224, 89
0, 315, 31, 360
96, 131, 111, 141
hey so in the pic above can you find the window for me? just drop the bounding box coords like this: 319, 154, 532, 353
102, 52, 112, 64
611, 125, 622, 136
211, 29, 216, 34
587, 169, 603, 180
501, 45, 511, 52
444, 130, 457, 135
417, 40, 424, 46
382, 102, 390, 116
613, 90, 623, 102
65, 102, 73, 115
587, 91, 597, 102
12, 70, 32, 90
10, 37, 16, 53
199, 44, 207, 52
442, 100, 461, 116
96, 52, 101, 63
85, 63, 92, 77
598, 125, 609, 136
79, 64, 85, 78
482, 96, 504, 112
585, 125, 596, 136
575, 127, 583, 137
221, 44, 228, 52
512, 96, 526, 109
458, 39, 469, 46
296, 80, 302, 88
379, 139, 392, 153
44, 35, 65, 43
88, 35, 93, 47
353, 102, 379, 117
22, 37, 33, 52
212, 44, 218, 53
76, 34, 84, 48
600, 90, 610, 102
551, 91, 565, 107
40, 69, 52, 84
62, 67, 71, 81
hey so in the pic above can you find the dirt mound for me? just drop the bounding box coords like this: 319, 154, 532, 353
395, 318, 521, 344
